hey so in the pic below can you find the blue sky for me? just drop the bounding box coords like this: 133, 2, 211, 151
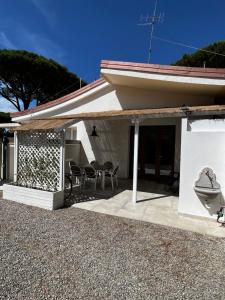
0, 0, 225, 112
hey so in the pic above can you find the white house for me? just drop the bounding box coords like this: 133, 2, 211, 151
4, 60, 225, 219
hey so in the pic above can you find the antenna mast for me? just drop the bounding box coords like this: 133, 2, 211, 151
139, 0, 164, 63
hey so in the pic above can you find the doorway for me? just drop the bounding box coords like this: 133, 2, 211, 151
129, 125, 176, 181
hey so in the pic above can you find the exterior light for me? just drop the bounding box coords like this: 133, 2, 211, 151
181, 104, 191, 118
90, 126, 98, 137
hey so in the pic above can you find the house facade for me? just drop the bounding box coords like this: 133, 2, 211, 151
7, 60, 225, 219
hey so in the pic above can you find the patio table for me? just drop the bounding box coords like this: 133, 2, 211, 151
79, 165, 108, 191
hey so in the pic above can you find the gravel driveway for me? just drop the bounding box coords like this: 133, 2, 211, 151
1, 198, 225, 299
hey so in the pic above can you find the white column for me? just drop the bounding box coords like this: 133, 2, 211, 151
1, 140, 3, 180
132, 119, 140, 204
14, 131, 18, 182
59, 130, 65, 191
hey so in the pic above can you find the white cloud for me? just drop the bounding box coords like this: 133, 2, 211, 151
30, 0, 57, 27
0, 22, 66, 61
0, 32, 16, 49
0, 97, 17, 113
18, 26, 65, 59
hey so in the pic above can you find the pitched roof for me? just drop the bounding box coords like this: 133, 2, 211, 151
11, 78, 106, 118
11, 60, 225, 120
101, 60, 225, 79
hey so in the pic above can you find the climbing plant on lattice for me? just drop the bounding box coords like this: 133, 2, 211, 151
16, 130, 64, 191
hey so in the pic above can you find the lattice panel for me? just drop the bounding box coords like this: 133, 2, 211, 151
17, 130, 64, 191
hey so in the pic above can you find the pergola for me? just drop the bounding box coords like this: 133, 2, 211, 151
11, 104, 225, 206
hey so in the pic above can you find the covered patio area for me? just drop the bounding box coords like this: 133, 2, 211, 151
69, 179, 225, 238
4, 104, 225, 236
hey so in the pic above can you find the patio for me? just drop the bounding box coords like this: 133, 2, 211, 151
5, 107, 225, 228
67, 179, 225, 238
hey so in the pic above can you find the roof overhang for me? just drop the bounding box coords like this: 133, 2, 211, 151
51, 105, 225, 121
13, 104, 225, 131
101, 61, 225, 96
0, 123, 20, 128
11, 60, 225, 123
12, 118, 76, 131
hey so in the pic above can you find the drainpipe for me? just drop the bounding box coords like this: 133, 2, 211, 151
132, 118, 140, 204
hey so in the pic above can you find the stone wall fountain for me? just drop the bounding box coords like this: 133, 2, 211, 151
194, 167, 221, 201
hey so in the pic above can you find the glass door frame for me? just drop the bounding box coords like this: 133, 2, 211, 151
129, 125, 176, 181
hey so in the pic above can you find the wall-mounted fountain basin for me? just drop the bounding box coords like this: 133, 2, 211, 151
194, 167, 221, 201
194, 186, 221, 200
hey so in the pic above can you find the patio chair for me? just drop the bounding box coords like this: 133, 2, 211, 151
70, 165, 84, 190
69, 160, 77, 168
90, 160, 100, 169
90, 160, 102, 177
105, 166, 119, 190
103, 161, 114, 171
84, 166, 99, 190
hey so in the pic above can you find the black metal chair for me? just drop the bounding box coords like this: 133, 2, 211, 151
69, 160, 77, 168
105, 166, 119, 190
70, 165, 84, 190
103, 161, 114, 171
84, 166, 99, 190
90, 160, 100, 169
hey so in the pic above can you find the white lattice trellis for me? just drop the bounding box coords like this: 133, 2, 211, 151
16, 130, 64, 192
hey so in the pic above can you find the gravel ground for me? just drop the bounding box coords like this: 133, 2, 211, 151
1, 199, 225, 300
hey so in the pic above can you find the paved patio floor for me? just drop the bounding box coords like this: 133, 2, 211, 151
71, 180, 225, 238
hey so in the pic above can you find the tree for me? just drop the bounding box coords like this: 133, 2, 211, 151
0, 50, 86, 111
0, 112, 12, 139
174, 41, 225, 68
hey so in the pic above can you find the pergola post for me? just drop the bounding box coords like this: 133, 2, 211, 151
132, 118, 140, 204
59, 129, 65, 191
14, 131, 18, 182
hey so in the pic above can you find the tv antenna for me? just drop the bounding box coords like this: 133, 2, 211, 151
139, 0, 164, 63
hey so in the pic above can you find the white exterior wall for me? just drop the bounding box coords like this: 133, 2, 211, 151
65, 143, 81, 173
107, 86, 214, 110
179, 118, 225, 219
77, 119, 130, 177
55, 85, 213, 178
23, 84, 214, 120
11, 84, 216, 179
73, 117, 180, 178
59, 85, 214, 116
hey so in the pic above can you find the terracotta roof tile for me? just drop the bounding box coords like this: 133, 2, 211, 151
101, 60, 225, 79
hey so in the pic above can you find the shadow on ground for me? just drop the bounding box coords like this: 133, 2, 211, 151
64, 179, 176, 207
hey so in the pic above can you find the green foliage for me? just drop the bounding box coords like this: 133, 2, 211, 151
174, 41, 225, 68
0, 111, 10, 122
0, 112, 11, 138
0, 50, 86, 111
